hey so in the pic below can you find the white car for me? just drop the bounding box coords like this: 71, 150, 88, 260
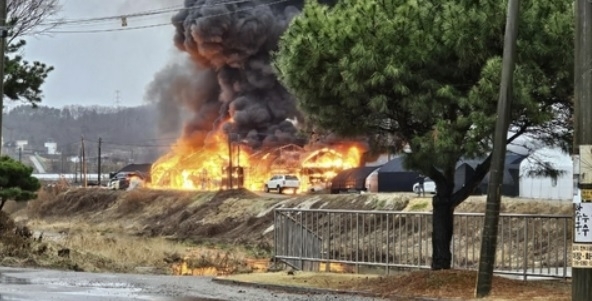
413, 178, 437, 194
265, 175, 300, 194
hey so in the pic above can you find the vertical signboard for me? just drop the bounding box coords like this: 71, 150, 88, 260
574, 146, 592, 268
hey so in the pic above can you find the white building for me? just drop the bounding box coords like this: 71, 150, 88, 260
518, 147, 573, 201
16, 140, 27, 151
44, 142, 58, 155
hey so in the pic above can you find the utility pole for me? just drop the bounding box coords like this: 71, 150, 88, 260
0, 0, 7, 156
227, 133, 233, 190
81, 136, 87, 188
60, 152, 64, 174
114, 90, 121, 108
573, 1, 592, 300
475, 0, 520, 297
75, 147, 80, 183
237, 143, 241, 167
18, 147, 21, 162
98, 137, 102, 186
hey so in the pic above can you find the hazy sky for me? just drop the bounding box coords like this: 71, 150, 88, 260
18, 0, 183, 109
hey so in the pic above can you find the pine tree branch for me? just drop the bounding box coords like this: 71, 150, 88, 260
451, 122, 530, 207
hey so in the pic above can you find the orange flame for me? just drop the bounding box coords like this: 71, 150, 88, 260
149, 131, 365, 193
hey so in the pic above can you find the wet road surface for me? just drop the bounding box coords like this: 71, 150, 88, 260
0, 267, 382, 301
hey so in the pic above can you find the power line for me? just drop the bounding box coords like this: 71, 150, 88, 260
38, 4, 185, 26
41, 0, 291, 34
101, 141, 170, 148
38, 0, 258, 27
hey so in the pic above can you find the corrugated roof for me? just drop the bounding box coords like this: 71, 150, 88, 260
377, 156, 408, 173
331, 166, 382, 190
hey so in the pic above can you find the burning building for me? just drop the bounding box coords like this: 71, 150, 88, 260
147, 0, 366, 192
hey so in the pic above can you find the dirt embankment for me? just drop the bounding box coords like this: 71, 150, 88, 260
3, 189, 572, 274
23, 189, 571, 242
23, 189, 415, 245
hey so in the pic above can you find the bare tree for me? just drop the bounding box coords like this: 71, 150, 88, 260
7, 0, 61, 42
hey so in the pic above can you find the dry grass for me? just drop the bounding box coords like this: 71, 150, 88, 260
60, 231, 187, 268
22, 218, 264, 274
224, 270, 570, 300
2, 200, 27, 214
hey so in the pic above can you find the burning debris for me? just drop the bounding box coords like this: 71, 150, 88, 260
146, 0, 366, 192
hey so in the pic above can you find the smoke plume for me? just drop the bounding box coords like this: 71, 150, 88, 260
147, 0, 322, 149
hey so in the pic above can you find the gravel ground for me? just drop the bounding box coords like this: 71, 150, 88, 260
0, 267, 384, 301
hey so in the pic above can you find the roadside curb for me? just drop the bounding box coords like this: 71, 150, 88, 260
211, 277, 378, 298
211, 277, 448, 301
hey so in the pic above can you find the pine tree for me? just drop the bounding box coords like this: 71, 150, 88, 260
0, 156, 41, 210
274, 0, 573, 269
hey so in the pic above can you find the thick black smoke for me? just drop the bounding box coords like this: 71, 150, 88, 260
151, 0, 316, 149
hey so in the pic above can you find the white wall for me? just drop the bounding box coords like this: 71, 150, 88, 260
519, 148, 573, 200
365, 169, 380, 192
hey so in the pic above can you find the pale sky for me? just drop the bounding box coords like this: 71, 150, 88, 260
17, 0, 183, 109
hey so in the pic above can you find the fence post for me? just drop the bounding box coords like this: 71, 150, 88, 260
523, 218, 528, 281
356, 212, 360, 273
563, 217, 568, 279
386, 213, 390, 275
419, 214, 423, 267
273, 209, 277, 266
300, 212, 304, 270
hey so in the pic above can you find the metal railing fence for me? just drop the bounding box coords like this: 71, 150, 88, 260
273, 209, 572, 279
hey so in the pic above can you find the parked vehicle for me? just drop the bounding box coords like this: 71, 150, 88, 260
265, 175, 300, 194
413, 178, 437, 194
107, 172, 143, 190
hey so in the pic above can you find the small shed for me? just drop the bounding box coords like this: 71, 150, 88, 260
376, 156, 419, 192
331, 166, 381, 193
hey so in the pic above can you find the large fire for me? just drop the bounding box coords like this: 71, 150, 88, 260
149, 130, 364, 193
144, 1, 367, 192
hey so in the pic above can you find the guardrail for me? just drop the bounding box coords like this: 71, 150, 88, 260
273, 209, 572, 279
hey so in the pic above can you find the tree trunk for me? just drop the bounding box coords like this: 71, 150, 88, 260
0, 198, 5, 211
431, 195, 455, 270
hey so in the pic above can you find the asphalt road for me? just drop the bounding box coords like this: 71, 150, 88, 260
0, 268, 382, 301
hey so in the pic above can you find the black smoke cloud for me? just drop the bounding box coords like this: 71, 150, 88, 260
148, 0, 328, 149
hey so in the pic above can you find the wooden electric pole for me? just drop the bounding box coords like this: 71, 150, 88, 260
573, 0, 592, 299
81, 136, 87, 188
0, 0, 7, 156
227, 133, 233, 190
475, 0, 520, 297
97, 137, 102, 186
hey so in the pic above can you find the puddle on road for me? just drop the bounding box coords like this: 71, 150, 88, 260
0, 273, 30, 285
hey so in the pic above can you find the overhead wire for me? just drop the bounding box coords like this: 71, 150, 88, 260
36, 0, 286, 34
